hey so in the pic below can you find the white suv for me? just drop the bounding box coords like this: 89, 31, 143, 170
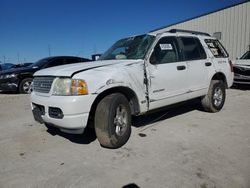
31, 29, 234, 148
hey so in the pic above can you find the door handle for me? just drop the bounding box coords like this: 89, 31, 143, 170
177, 65, 186, 71
205, 62, 212, 67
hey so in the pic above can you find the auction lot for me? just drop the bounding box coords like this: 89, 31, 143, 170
0, 88, 249, 188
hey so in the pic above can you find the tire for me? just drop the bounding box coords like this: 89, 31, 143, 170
19, 78, 33, 94
201, 80, 226, 112
94, 93, 131, 149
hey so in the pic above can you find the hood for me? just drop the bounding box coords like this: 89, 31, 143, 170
34, 59, 142, 77
233, 59, 250, 66
0, 66, 38, 75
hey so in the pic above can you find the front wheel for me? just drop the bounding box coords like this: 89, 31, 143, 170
19, 78, 33, 94
201, 80, 226, 112
94, 93, 131, 149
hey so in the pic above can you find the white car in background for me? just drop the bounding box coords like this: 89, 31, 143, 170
233, 51, 250, 84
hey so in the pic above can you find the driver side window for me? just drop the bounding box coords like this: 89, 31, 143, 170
150, 37, 180, 64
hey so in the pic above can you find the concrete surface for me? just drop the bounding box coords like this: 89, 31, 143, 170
0, 88, 249, 188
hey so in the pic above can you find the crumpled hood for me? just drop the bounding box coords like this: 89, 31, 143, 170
34, 59, 142, 77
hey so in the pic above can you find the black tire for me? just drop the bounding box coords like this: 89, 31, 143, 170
94, 93, 131, 149
201, 80, 226, 112
19, 78, 33, 94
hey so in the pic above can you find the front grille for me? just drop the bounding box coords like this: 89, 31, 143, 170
33, 77, 55, 93
233, 66, 250, 76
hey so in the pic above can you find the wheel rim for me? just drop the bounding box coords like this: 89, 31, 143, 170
114, 104, 128, 136
213, 87, 223, 107
23, 81, 32, 94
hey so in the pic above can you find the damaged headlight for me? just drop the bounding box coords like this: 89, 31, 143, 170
52, 78, 88, 96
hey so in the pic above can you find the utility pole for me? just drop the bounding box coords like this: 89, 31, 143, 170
3, 56, 6, 63
93, 44, 97, 54
17, 53, 20, 64
48, 45, 51, 56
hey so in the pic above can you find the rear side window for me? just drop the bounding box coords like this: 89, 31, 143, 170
180, 37, 207, 61
205, 39, 228, 58
45, 58, 66, 68
66, 58, 82, 64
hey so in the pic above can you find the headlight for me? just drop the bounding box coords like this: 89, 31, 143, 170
0, 73, 17, 79
52, 78, 88, 96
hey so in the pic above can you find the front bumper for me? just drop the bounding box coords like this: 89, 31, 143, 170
31, 93, 96, 134
234, 73, 250, 85
0, 78, 19, 92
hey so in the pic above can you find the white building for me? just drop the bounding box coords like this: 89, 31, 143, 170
151, 1, 250, 59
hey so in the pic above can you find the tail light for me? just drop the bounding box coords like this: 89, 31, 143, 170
229, 60, 234, 72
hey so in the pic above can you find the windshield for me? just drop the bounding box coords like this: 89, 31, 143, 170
99, 34, 155, 60
240, 51, 250, 59
30, 57, 52, 68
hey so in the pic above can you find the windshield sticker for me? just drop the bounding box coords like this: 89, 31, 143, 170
160, 43, 173, 50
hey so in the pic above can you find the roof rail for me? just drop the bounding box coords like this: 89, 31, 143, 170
169, 29, 211, 36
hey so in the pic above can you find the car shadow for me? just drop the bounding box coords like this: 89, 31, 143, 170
122, 183, 140, 188
46, 127, 97, 145
231, 84, 250, 91
132, 99, 201, 128
46, 99, 202, 145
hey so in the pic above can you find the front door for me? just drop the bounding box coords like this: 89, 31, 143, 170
147, 36, 189, 110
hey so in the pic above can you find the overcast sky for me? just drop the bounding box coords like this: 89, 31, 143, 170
0, 0, 242, 63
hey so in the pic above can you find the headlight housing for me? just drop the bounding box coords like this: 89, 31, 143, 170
52, 78, 88, 96
0, 73, 17, 79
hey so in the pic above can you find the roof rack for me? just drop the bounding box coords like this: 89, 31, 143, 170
169, 29, 211, 36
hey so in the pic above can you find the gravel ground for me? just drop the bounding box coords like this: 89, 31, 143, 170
0, 88, 249, 188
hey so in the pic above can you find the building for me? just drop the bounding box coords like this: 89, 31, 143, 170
150, 1, 250, 59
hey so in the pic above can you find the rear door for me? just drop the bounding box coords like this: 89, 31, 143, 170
147, 36, 189, 110
178, 37, 209, 96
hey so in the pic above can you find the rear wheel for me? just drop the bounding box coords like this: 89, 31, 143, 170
201, 80, 226, 112
19, 78, 33, 94
94, 93, 131, 149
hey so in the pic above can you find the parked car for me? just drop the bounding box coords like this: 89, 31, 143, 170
0, 63, 14, 72
0, 56, 90, 94
31, 29, 233, 149
233, 51, 250, 84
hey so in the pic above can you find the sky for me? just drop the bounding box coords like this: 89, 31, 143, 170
0, 0, 243, 63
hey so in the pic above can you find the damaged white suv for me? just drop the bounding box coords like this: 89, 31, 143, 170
31, 29, 234, 148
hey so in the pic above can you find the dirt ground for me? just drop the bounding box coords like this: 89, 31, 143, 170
0, 87, 249, 188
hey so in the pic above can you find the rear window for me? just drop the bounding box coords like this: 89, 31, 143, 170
205, 39, 228, 58
180, 37, 207, 61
